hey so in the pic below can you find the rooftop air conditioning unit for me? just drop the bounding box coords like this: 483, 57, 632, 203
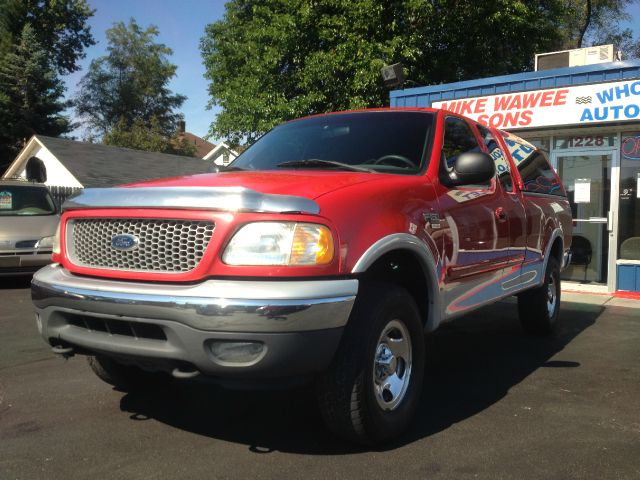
535, 44, 618, 71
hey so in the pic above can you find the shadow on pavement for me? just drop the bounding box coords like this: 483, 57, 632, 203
0, 275, 33, 290
119, 299, 602, 454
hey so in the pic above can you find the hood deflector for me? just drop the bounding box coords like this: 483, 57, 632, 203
62, 187, 320, 215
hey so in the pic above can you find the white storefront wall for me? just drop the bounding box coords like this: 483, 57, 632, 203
432, 79, 640, 130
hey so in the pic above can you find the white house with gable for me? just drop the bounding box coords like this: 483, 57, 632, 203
202, 142, 239, 166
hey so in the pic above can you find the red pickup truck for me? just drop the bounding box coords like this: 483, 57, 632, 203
32, 108, 572, 444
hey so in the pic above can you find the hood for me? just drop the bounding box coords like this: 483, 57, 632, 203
123, 171, 384, 200
0, 214, 59, 247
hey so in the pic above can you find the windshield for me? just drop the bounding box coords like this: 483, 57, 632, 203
0, 186, 56, 216
230, 111, 434, 175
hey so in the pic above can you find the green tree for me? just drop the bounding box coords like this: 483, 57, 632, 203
103, 117, 196, 157
202, 0, 640, 145
0, 0, 93, 167
200, 0, 566, 145
0, 24, 70, 163
74, 18, 187, 149
556, 0, 637, 50
0, 0, 95, 75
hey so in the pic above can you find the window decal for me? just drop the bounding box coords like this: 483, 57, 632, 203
0, 191, 12, 209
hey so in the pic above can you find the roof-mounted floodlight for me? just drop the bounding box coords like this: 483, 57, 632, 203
381, 63, 406, 88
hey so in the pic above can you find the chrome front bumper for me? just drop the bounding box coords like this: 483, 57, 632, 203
32, 264, 357, 379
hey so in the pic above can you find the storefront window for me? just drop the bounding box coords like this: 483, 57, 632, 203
554, 134, 615, 150
618, 132, 640, 260
523, 137, 550, 152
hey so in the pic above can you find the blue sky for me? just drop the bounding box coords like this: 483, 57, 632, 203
65, 0, 640, 142
622, 1, 640, 38
64, 0, 227, 141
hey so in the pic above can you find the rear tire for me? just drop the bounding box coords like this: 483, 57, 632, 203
518, 257, 561, 335
316, 283, 425, 445
87, 355, 165, 391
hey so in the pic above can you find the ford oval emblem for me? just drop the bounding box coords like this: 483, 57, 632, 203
111, 234, 139, 251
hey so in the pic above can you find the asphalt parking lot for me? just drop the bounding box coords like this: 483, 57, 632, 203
1, 276, 639, 480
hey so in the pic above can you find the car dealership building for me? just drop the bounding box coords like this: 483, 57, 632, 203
391, 58, 640, 293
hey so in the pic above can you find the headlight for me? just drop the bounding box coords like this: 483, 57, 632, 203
222, 222, 334, 266
36, 235, 54, 249
37, 222, 61, 253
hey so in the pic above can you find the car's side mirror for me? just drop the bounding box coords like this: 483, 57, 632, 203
208, 163, 221, 173
445, 152, 495, 187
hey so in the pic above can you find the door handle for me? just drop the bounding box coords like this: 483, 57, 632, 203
495, 207, 507, 221
607, 211, 614, 232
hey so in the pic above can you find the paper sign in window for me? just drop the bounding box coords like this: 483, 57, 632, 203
574, 179, 591, 203
0, 191, 12, 209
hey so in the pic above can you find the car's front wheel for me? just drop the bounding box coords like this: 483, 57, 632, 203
316, 283, 425, 445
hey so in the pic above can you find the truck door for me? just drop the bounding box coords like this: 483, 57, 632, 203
478, 125, 527, 271
435, 116, 512, 316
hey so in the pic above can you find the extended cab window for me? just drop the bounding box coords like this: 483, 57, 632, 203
503, 135, 564, 196
478, 125, 513, 192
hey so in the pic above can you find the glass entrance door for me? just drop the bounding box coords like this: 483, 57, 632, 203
555, 153, 615, 285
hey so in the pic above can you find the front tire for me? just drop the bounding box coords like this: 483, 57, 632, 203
316, 283, 425, 445
518, 257, 561, 335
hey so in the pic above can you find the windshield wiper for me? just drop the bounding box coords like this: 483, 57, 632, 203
222, 165, 246, 171
276, 159, 375, 173
209, 164, 245, 173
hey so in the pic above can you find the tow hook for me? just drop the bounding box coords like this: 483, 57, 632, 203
51, 345, 75, 358
171, 367, 200, 379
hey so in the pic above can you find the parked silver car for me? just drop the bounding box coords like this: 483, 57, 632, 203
0, 180, 59, 275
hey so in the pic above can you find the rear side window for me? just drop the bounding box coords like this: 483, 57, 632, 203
478, 125, 513, 192
503, 136, 563, 196
442, 117, 481, 169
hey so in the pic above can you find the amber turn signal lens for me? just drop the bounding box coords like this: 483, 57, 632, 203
290, 224, 334, 265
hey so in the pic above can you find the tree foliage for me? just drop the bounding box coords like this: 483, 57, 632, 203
201, 0, 566, 144
0, 24, 71, 163
0, 0, 95, 75
556, 0, 638, 51
103, 117, 196, 157
74, 18, 187, 147
0, 0, 93, 167
201, 0, 640, 145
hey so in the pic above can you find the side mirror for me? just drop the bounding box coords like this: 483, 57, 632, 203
207, 163, 221, 173
446, 152, 495, 186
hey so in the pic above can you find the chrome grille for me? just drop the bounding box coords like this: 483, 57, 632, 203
67, 218, 215, 273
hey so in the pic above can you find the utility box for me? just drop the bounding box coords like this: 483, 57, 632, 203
535, 45, 618, 71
